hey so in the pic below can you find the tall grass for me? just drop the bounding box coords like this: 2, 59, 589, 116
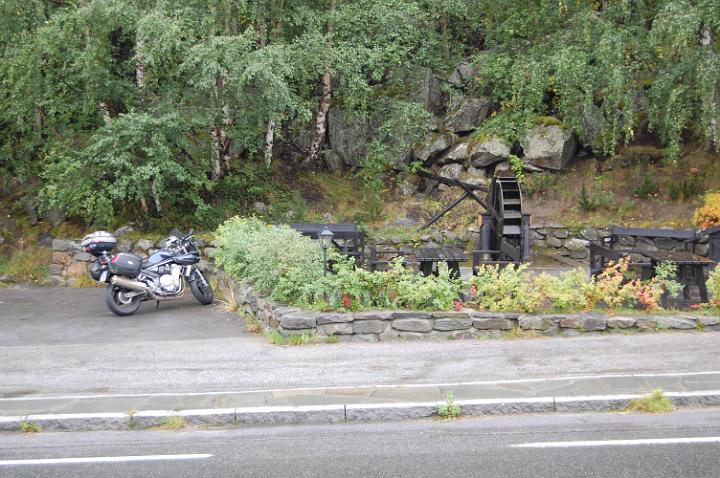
0, 246, 51, 284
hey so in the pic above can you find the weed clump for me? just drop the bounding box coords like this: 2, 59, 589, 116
625, 389, 674, 413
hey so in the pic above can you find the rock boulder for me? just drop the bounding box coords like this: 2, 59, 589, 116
520, 124, 577, 171
445, 97, 492, 133
469, 137, 511, 168
413, 132, 456, 164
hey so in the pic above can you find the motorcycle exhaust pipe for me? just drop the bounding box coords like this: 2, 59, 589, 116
110, 276, 180, 301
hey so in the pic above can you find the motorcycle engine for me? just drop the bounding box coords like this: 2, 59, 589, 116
158, 265, 182, 293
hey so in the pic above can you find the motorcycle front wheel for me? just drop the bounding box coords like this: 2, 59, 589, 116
190, 270, 214, 305
105, 284, 142, 316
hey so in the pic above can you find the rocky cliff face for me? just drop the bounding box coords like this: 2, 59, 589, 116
300, 60, 580, 196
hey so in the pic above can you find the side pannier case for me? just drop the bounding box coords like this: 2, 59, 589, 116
109, 252, 143, 279
81, 231, 117, 255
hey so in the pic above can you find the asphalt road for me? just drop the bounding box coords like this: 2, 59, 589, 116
2, 287, 720, 398
0, 285, 246, 346
1, 410, 719, 477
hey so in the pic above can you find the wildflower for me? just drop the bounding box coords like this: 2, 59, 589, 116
469, 284, 477, 299
342, 293, 352, 309
453, 299, 463, 312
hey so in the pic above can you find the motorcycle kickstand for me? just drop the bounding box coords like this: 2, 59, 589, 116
156, 300, 160, 309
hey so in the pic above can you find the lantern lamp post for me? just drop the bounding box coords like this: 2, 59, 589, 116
319, 227, 334, 276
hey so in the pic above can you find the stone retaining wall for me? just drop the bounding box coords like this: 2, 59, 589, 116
215, 269, 720, 342
529, 225, 710, 261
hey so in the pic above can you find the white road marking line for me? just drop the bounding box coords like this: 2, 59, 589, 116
0, 454, 213, 466
511, 437, 720, 449
3, 370, 720, 402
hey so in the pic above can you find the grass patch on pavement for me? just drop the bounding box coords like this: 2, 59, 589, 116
437, 391, 461, 421
19, 420, 41, 433
264, 329, 319, 345
156, 416, 187, 431
502, 327, 543, 340
625, 389, 674, 413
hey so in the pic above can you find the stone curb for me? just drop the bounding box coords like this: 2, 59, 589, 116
3, 391, 720, 432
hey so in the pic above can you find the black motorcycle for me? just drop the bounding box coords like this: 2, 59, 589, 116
81, 229, 214, 316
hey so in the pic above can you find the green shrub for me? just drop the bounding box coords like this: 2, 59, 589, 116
578, 178, 615, 212
214, 217, 324, 304
625, 389, 673, 414
437, 392, 461, 420
668, 176, 701, 201
215, 218, 464, 311
634, 173, 659, 199
523, 172, 557, 198
708, 267, 720, 309
318, 258, 464, 311
535, 268, 598, 312
471, 264, 542, 312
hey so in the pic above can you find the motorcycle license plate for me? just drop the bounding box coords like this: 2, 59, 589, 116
99, 270, 108, 283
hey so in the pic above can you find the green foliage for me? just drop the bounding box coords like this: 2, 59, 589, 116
707, 267, 720, 309
156, 416, 187, 431
437, 391, 461, 420
668, 176, 701, 201
214, 217, 324, 304
19, 420, 41, 433
471, 264, 542, 313
634, 173, 659, 199
317, 257, 464, 311
2, 0, 719, 226
653, 262, 684, 298
523, 172, 557, 198
40, 112, 210, 226
578, 179, 615, 212
535, 268, 597, 312
0, 246, 50, 284
472, 0, 720, 158
264, 329, 319, 346
215, 217, 464, 311
508, 155, 525, 184
625, 389, 674, 413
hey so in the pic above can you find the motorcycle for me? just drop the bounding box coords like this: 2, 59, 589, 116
81, 229, 214, 316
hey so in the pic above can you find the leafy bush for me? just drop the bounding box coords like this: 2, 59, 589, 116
634, 174, 659, 199
523, 172, 557, 198
578, 179, 615, 212
535, 268, 599, 312
214, 217, 324, 304
471, 264, 542, 312
708, 267, 720, 309
215, 217, 464, 311
668, 176, 701, 201
693, 192, 720, 228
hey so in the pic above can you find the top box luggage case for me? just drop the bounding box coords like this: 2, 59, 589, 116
81, 231, 117, 255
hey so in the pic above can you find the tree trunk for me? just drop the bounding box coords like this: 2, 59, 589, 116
257, 0, 266, 48
702, 27, 718, 153
135, 39, 145, 107
265, 120, 275, 167
99, 102, 112, 125
152, 177, 162, 215
307, 0, 337, 166
210, 76, 232, 180
257, 0, 275, 167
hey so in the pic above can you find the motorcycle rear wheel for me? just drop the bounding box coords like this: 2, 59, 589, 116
190, 271, 214, 305
105, 284, 142, 316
